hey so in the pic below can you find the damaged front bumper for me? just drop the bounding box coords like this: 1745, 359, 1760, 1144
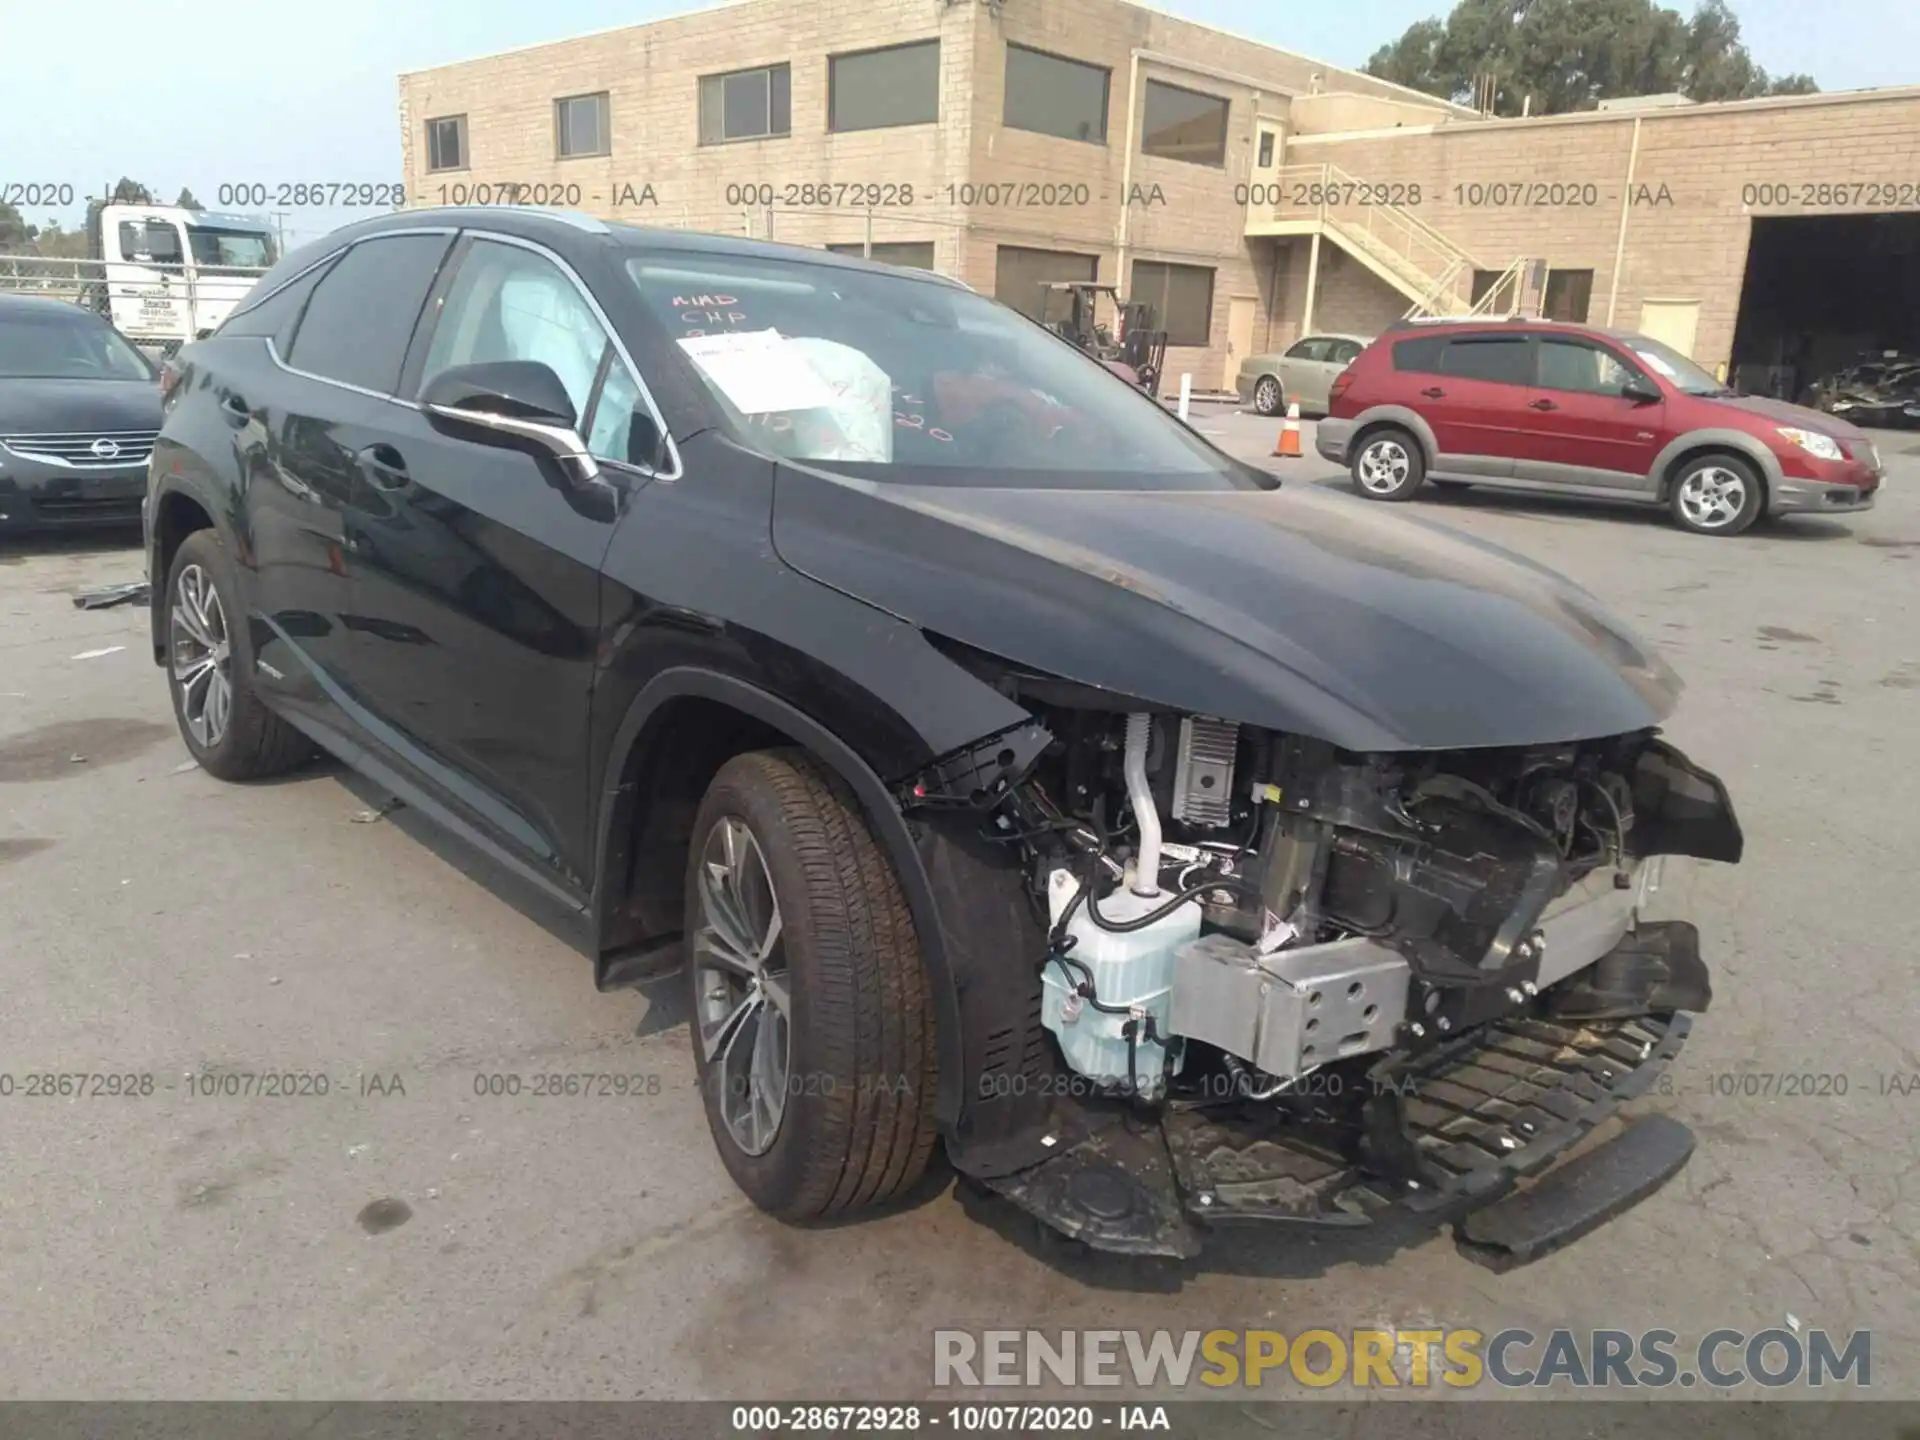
976, 919, 1706, 1268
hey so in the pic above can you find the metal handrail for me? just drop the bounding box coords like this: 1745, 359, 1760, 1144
0, 254, 273, 343
1252, 163, 1478, 310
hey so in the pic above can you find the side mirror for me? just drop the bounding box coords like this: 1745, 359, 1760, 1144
1621, 375, 1662, 404
421, 361, 599, 480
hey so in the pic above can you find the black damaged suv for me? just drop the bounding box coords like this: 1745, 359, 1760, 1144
148, 209, 1741, 1264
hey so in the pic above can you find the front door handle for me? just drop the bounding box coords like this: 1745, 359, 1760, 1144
1528, 398, 1559, 411
1420, 386, 1446, 399
356, 443, 411, 491
220, 393, 251, 426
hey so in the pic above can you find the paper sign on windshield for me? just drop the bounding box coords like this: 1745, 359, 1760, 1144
676, 329, 839, 414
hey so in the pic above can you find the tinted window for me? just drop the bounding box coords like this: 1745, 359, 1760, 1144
1440, 335, 1530, 384
701, 65, 792, 143
1131, 260, 1214, 347
286, 234, 451, 393
625, 250, 1266, 491
0, 306, 153, 380
555, 93, 611, 158
1003, 45, 1109, 143
1285, 338, 1330, 362
422, 239, 645, 464
1393, 335, 1445, 372
1141, 81, 1228, 166
829, 42, 939, 132
219, 258, 337, 345
1537, 339, 1635, 394
826, 242, 936, 270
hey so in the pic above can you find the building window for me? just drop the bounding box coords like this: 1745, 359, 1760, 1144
555, 93, 611, 158
994, 245, 1099, 322
1131, 259, 1215, 346
701, 64, 792, 144
829, 41, 940, 133
426, 115, 467, 173
1256, 131, 1275, 168
1140, 81, 1228, 167
826, 241, 936, 270
1544, 268, 1594, 323
1003, 44, 1109, 144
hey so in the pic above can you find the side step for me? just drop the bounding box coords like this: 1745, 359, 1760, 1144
1454, 1113, 1696, 1271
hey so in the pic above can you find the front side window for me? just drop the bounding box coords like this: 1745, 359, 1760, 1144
1622, 332, 1725, 395
1131, 259, 1214, 347
117, 220, 182, 263
427, 115, 467, 172
1439, 334, 1530, 385
188, 227, 277, 269
624, 249, 1266, 491
700, 64, 792, 143
1003, 44, 1109, 144
829, 41, 939, 132
555, 93, 611, 158
1285, 337, 1330, 362
422, 239, 650, 465
285, 233, 452, 393
1537, 339, 1636, 394
1141, 81, 1228, 167
0, 307, 153, 380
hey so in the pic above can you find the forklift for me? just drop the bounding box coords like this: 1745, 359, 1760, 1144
1037, 281, 1167, 396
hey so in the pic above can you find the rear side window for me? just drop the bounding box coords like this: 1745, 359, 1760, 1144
286, 234, 453, 394
1439, 335, 1530, 385
219, 258, 337, 348
1392, 335, 1445, 372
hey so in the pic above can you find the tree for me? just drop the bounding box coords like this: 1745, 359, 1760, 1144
175, 187, 203, 210
0, 203, 34, 253
1365, 0, 1817, 116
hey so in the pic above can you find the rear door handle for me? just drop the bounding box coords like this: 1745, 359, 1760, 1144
1528, 398, 1558, 411
1421, 386, 1446, 398
356, 443, 411, 491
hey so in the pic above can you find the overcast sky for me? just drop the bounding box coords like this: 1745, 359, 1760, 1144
2, 0, 1907, 246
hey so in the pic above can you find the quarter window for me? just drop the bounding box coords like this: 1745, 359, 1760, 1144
1438, 334, 1530, 385
700, 64, 792, 143
285, 234, 452, 394
829, 41, 940, 132
1131, 260, 1215, 347
421, 239, 651, 465
1003, 44, 1109, 144
426, 115, 467, 172
1141, 81, 1229, 167
555, 93, 611, 158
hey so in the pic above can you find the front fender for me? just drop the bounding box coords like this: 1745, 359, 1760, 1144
1650, 429, 1785, 500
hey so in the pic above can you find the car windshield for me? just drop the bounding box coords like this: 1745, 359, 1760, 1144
0, 307, 155, 381
1620, 333, 1725, 395
188, 227, 277, 269
624, 250, 1269, 491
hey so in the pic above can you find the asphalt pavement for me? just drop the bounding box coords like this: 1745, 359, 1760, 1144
1, 413, 1916, 1399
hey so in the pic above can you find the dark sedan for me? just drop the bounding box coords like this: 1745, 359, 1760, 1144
0, 295, 160, 535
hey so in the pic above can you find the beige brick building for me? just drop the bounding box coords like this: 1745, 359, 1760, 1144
398, 0, 1920, 398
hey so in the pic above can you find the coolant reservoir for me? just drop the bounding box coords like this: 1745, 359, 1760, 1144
1041, 867, 1199, 1097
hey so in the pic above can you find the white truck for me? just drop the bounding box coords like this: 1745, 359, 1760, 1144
0, 204, 279, 354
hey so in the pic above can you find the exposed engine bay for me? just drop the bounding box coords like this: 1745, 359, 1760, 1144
899, 661, 1743, 1262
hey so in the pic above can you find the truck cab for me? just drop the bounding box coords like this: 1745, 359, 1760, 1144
96, 205, 278, 351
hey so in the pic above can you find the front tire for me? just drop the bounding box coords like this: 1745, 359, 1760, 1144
685, 749, 937, 1220
1668, 454, 1763, 536
164, 530, 312, 781
1350, 427, 1425, 501
1252, 375, 1283, 416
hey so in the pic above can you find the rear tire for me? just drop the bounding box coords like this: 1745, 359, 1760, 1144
163, 530, 312, 781
1252, 375, 1283, 416
1350, 427, 1425, 501
685, 748, 938, 1220
1668, 453, 1763, 536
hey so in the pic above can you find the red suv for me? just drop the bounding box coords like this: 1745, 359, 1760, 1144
1315, 317, 1884, 536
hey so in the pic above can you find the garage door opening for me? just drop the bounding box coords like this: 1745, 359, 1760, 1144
1729, 213, 1920, 401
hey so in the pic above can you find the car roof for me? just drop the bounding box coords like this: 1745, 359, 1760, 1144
0, 294, 107, 322
273, 206, 972, 291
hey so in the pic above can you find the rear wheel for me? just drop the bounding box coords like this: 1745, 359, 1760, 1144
1350, 428, 1425, 501
685, 749, 938, 1219
1252, 375, 1283, 416
1669, 454, 1763, 536
164, 530, 312, 781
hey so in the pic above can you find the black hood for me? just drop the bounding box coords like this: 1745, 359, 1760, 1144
0, 378, 162, 434
772, 469, 1680, 752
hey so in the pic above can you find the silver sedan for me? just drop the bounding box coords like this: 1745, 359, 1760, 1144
1235, 333, 1371, 416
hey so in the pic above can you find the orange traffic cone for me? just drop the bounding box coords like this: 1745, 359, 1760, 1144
1272, 401, 1303, 458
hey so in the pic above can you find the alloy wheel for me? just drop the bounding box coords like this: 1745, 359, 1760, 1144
692, 815, 791, 1156
1255, 376, 1281, 414
1677, 466, 1748, 530
1357, 438, 1412, 494
170, 563, 233, 749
